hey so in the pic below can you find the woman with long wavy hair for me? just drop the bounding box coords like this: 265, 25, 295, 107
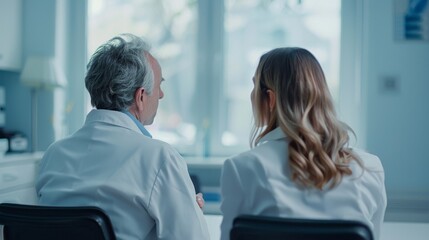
220, 47, 386, 240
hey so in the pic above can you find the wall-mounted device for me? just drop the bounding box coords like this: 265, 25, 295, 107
0, 86, 8, 155
0, 86, 5, 128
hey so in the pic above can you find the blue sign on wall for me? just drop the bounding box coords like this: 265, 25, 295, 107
395, 0, 429, 40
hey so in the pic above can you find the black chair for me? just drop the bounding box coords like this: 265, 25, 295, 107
190, 174, 201, 194
0, 203, 116, 240
231, 215, 373, 240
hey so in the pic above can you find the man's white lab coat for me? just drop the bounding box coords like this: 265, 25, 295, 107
36, 109, 209, 240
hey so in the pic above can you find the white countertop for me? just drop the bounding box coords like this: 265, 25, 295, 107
0, 152, 44, 163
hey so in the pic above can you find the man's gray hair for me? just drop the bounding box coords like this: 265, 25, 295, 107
85, 33, 154, 110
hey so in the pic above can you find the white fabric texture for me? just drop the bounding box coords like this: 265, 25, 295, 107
36, 109, 209, 240
220, 127, 386, 240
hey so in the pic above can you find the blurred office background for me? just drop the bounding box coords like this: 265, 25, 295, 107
0, 0, 428, 224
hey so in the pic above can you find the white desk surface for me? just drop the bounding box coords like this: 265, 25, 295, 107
0, 152, 44, 163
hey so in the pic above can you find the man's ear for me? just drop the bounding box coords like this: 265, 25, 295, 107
134, 87, 146, 110
267, 89, 276, 112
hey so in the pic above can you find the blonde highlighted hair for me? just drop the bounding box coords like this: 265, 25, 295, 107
250, 47, 362, 190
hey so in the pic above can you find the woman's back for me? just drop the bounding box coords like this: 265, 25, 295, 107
220, 127, 386, 240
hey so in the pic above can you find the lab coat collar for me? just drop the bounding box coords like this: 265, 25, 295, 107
257, 127, 287, 146
122, 111, 152, 138
85, 109, 152, 138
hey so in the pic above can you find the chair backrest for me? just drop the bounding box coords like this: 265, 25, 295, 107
231, 215, 373, 240
190, 174, 201, 194
0, 203, 116, 240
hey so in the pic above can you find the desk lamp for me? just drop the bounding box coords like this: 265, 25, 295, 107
20, 56, 66, 152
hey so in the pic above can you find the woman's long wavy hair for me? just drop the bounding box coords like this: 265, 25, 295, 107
250, 47, 362, 190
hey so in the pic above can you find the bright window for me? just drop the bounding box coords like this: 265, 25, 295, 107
87, 0, 341, 157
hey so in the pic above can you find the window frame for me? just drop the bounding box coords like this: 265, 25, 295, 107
72, 0, 365, 157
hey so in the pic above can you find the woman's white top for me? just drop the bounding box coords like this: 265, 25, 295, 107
36, 109, 209, 240
220, 127, 386, 240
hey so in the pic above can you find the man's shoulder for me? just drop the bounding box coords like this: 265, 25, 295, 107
139, 137, 178, 152
133, 137, 183, 162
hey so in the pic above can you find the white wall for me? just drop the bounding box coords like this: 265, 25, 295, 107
364, 0, 429, 207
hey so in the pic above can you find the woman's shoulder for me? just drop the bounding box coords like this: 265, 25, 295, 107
225, 141, 286, 172
350, 147, 384, 172
227, 148, 259, 165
